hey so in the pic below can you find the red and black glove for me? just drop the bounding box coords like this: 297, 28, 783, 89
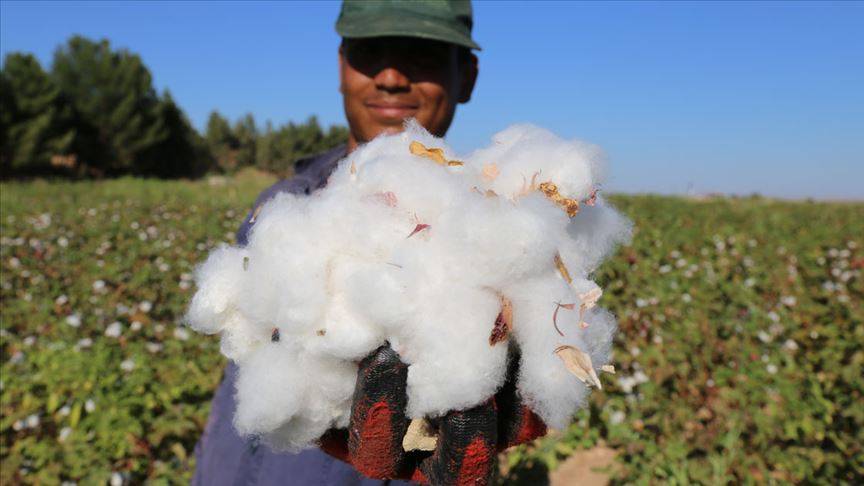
320, 342, 547, 485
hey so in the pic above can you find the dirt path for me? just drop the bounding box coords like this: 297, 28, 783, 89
549, 446, 617, 486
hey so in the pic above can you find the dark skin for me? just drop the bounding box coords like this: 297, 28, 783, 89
338, 36, 478, 152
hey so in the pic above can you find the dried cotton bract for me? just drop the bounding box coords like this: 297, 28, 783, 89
186, 121, 631, 451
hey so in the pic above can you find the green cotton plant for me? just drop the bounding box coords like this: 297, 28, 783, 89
1, 178, 862, 484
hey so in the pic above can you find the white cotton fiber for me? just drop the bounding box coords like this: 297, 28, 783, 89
186, 122, 630, 451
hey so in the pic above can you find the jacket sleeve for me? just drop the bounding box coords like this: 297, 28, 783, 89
235, 177, 311, 246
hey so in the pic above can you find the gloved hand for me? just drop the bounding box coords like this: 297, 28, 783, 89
319, 312, 547, 485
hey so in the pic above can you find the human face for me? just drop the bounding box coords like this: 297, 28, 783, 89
339, 36, 477, 152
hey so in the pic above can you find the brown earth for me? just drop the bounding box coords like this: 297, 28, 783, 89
549, 446, 617, 486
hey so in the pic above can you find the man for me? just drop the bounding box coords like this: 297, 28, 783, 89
193, 2, 544, 484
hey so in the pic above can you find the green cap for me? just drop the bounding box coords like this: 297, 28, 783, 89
336, 0, 480, 51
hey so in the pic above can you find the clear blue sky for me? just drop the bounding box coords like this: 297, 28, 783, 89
2, 1, 862, 199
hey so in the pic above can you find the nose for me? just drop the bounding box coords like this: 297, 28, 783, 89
373, 64, 410, 93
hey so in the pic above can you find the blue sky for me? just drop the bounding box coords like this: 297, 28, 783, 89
2, 1, 862, 199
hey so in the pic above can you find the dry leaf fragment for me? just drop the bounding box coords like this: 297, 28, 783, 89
375, 191, 398, 207
271, 327, 280, 342
481, 163, 500, 181
554, 345, 602, 389
350, 161, 357, 175
554, 252, 573, 284
489, 296, 514, 345
578, 287, 603, 326
539, 181, 580, 217
579, 288, 603, 309
485, 189, 498, 198
403, 418, 438, 452
316, 329, 326, 336
600, 365, 616, 374
409, 141, 446, 165
407, 223, 431, 239
552, 302, 576, 336
249, 205, 263, 224
409, 141, 462, 167
516, 171, 542, 197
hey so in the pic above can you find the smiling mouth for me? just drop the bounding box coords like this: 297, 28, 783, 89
365, 102, 419, 121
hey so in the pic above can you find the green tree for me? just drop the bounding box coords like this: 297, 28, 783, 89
139, 91, 212, 178
50, 36, 168, 175
233, 113, 257, 169
204, 110, 238, 172
255, 116, 349, 176
0, 53, 75, 175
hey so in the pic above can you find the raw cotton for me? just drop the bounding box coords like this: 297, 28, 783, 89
186, 121, 631, 451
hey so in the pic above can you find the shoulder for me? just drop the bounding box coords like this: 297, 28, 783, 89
253, 144, 348, 205
259, 144, 348, 201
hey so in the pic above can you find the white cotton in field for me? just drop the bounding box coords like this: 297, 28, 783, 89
186, 121, 630, 450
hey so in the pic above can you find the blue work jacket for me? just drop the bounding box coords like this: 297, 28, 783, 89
192, 145, 415, 486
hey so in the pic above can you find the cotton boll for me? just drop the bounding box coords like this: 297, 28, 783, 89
234, 343, 357, 451
233, 344, 307, 436
354, 154, 468, 224
432, 195, 562, 289
344, 266, 415, 334
560, 199, 632, 275
467, 125, 604, 201
304, 257, 386, 361
331, 119, 459, 188
239, 203, 332, 332
219, 311, 268, 363
187, 122, 628, 449
504, 274, 593, 429
187, 245, 249, 334
579, 307, 617, 368
401, 285, 508, 418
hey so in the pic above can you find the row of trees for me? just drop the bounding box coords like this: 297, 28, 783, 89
205, 112, 348, 176
0, 36, 348, 179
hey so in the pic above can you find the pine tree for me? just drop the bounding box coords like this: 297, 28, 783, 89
205, 111, 238, 172
50, 36, 168, 174
0, 53, 75, 175
0, 70, 15, 172
253, 116, 348, 176
140, 91, 212, 178
233, 113, 258, 169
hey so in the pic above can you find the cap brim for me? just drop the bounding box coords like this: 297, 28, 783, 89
337, 14, 481, 51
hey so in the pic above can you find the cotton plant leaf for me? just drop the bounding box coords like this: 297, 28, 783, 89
554, 344, 602, 389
